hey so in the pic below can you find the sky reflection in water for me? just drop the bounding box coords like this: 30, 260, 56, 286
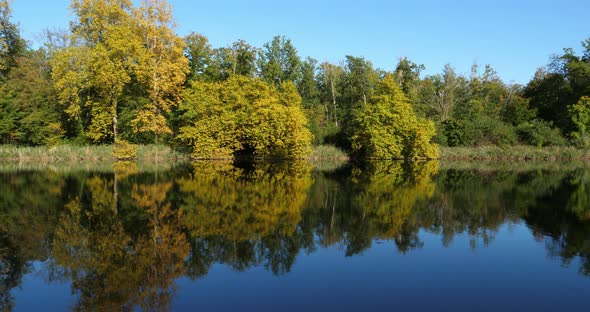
2, 160, 590, 311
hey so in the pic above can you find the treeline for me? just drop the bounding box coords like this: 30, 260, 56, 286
1, 0, 589, 160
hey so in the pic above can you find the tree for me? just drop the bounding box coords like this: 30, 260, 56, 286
0, 0, 25, 79
52, 0, 187, 144
339, 56, 380, 149
226, 39, 257, 77
568, 96, 590, 147
298, 57, 320, 109
190, 39, 258, 82
176, 76, 313, 160
184, 32, 212, 81
318, 61, 344, 126
131, 0, 189, 141
258, 35, 301, 87
350, 75, 438, 160
0, 49, 63, 145
341, 55, 378, 109
52, 0, 143, 143
394, 57, 425, 103
420, 64, 459, 122
525, 39, 590, 133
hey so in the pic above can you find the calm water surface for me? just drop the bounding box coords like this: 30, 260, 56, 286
1, 161, 589, 311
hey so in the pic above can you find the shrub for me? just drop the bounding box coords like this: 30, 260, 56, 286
112, 140, 137, 160
516, 120, 566, 147
569, 96, 590, 148
461, 115, 517, 146
442, 119, 464, 147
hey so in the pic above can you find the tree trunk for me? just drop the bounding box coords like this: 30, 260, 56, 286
113, 98, 118, 142
331, 78, 338, 127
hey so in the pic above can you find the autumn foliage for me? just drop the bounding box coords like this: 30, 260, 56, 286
176, 76, 313, 160
350, 75, 439, 160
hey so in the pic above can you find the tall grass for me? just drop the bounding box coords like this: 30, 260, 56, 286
439, 159, 590, 172
309, 145, 349, 161
439, 146, 590, 161
0, 144, 188, 163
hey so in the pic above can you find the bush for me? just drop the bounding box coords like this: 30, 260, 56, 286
570, 134, 590, 149
569, 96, 590, 148
516, 120, 566, 147
309, 144, 349, 160
441, 119, 464, 147
461, 116, 517, 146
112, 140, 137, 160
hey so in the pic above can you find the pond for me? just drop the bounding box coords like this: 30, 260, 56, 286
1, 161, 589, 311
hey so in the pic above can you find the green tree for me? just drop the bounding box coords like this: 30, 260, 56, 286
194, 39, 258, 82
0, 0, 25, 79
568, 96, 590, 147
258, 35, 301, 87
298, 57, 320, 109
184, 32, 212, 81
0, 49, 62, 145
419, 64, 460, 122
318, 62, 344, 127
525, 41, 590, 133
226, 39, 258, 78
394, 57, 425, 103
341, 56, 379, 110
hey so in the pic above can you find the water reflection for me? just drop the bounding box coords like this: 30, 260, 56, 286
1, 160, 590, 310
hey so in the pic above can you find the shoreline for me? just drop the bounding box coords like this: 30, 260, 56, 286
1, 144, 590, 164
438, 146, 590, 161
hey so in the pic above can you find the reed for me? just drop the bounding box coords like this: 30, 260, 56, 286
308, 145, 350, 161
439, 146, 590, 161
0, 144, 189, 163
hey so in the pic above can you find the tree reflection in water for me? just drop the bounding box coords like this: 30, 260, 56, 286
0, 161, 589, 310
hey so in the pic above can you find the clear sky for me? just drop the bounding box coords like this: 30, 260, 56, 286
11, 0, 590, 84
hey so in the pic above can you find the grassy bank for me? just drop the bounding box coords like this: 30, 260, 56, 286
0, 144, 351, 173
309, 145, 350, 161
0, 144, 350, 163
0, 144, 188, 163
5, 144, 588, 165
438, 160, 590, 172
439, 146, 590, 161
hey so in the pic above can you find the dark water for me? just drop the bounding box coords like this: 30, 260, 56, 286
1, 161, 589, 311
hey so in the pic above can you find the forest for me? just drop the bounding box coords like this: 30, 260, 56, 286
1, 0, 589, 160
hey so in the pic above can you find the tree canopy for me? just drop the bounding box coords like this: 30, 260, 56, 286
176, 76, 312, 160
1, 0, 590, 159
350, 75, 438, 160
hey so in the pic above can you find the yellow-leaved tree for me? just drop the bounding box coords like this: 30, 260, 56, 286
132, 0, 188, 140
176, 76, 313, 160
52, 0, 187, 147
52, 0, 142, 143
350, 75, 439, 160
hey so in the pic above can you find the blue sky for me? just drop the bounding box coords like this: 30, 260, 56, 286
11, 0, 590, 84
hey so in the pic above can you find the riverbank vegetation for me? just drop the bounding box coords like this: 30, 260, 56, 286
440, 146, 590, 161
0, 0, 589, 161
0, 144, 185, 162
